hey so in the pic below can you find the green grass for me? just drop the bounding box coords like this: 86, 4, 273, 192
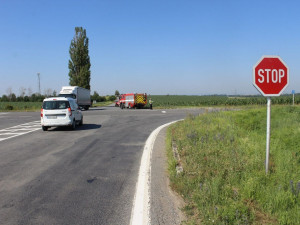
0, 101, 114, 111
91, 101, 114, 107
148, 95, 299, 108
0, 102, 42, 111
1, 95, 298, 111
167, 106, 300, 224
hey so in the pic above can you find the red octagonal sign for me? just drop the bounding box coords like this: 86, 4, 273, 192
253, 56, 289, 96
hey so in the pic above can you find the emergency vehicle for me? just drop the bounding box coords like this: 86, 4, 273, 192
119, 93, 147, 109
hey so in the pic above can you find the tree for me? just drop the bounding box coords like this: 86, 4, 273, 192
44, 88, 53, 97
1, 95, 9, 102
24, 96, 30, 102
6, 87, 13, 99
10, 93, 17, 102
91, 91, 99, 101
68, 27, 91, 90
17, 96, 24, 102
19, 87, 26, 97
27, 87, 33, 96
109, 95, 116, 101
115, 90, 120, 96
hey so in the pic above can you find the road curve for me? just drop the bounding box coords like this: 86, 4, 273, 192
0, 107, 204, 224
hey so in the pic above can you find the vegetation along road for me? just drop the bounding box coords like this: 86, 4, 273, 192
167, 105, 300, 224
1, 100, 300, 224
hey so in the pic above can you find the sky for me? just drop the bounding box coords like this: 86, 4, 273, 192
1, 0, 300, 96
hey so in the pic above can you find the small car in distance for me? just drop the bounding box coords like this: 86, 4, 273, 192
41, 97, 83, 131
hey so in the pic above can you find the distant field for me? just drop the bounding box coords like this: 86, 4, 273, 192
0, 102, 42, 111
149, 95, 298, 108
167, 106, 300, 224
91, 101, 114, 107
0, 101, 114, 111
0, 95, 298, 111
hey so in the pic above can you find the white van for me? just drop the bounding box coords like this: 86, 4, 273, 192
41, 97, 83, 131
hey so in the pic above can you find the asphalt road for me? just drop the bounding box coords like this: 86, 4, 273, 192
0, 106, 205, 225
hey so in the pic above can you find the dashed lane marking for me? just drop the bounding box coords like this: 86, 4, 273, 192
0, 121, 41, 142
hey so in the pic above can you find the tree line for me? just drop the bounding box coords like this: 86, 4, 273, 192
0, 92, 55, 102
91, 91, 116, 102
0, 91, 116, 103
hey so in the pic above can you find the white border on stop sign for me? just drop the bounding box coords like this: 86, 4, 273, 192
252, 55, 289, 97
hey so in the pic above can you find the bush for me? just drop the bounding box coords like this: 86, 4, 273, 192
108, 95, 116, 101
5, 105, 14, 110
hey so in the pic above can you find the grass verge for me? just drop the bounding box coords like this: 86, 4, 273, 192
0, 102, 42, 111
167, 106, 300, 224
91, 101, 114, 107
0, 101, 114, 111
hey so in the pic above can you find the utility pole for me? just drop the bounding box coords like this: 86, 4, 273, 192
37, 73, 41, 95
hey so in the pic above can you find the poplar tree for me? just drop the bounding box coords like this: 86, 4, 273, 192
68, 27, 91, 89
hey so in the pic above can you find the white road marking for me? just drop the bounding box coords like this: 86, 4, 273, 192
130, 120, 182, 225
0, 121, 40, 142
0, 112, 9, 117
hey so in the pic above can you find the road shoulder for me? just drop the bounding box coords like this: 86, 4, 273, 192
150, 126, 185, 225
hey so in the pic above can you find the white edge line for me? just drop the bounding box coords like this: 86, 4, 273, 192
5, 121, 40, 129
130, 119, 183, 225
0, 128, 40, 142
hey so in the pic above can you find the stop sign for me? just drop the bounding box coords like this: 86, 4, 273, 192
253, 56, 289, 96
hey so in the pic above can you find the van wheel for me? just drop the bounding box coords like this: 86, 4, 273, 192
128, 104, 131, 109
71, 120, 76, 130
42, 126, 48, 131
79, 117, 83, 126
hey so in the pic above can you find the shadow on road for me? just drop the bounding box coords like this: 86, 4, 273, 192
77, 124, 102, 130
46, 124, 102, 131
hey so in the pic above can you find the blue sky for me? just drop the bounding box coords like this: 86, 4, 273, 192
1, 0, 300, 96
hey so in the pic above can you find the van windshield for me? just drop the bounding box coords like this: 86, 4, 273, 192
43, 101, 70, 110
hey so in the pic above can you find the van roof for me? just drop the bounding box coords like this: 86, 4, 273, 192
43, 97, 74, 102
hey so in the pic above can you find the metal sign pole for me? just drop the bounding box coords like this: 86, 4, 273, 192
266, 97, 271, 174
293, 93, 295, 106
292, 90, 295, 106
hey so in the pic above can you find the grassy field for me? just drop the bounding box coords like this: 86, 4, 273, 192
0, 101, 114, 111
167, 106, 300, 224
91, 101, 114, 107
0, 102, 42, 111
149, 95, 298, 108
1, 95, 298, 111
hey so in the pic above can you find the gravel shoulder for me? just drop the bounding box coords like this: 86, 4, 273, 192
150, 126, 186, 225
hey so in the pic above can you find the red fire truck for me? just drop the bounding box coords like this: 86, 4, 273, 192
119, 93, 147, 109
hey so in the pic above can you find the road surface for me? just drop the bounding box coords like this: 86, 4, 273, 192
0, 106, 204, 224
